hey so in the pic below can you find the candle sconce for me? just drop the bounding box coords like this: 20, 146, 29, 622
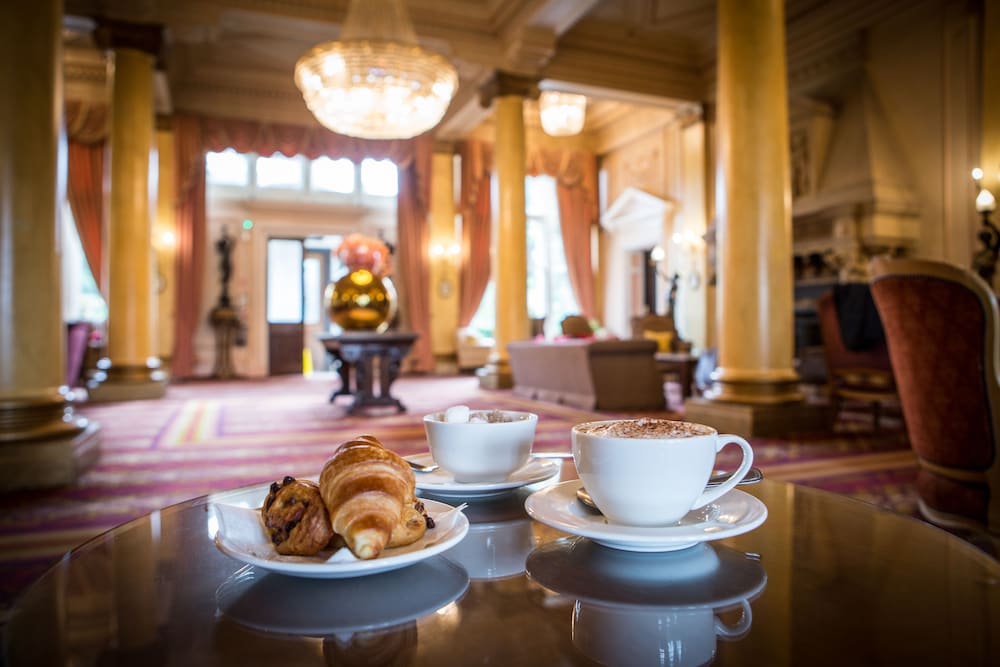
430, 241, 461, 298
971, 167, 999, 287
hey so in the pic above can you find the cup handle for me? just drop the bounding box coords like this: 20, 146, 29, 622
714, 600, 753, 640
691, 434, 754, 510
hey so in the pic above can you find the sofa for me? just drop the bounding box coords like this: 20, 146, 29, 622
456, 327, 493, 370
507, 338, 665, 410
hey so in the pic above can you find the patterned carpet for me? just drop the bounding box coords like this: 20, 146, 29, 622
0, 373, 918, 614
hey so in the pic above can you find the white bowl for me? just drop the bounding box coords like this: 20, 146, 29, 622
423, 410, 538, 483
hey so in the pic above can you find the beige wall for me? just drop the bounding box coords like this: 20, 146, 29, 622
203, 198, 395, 378
154, 128, 176, 366
597, 115, 709, 351
865, 0, 980, 263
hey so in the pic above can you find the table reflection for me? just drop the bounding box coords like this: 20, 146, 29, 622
526, 538, 766, 666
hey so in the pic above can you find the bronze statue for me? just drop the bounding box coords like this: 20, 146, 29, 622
216, 227, 235, 307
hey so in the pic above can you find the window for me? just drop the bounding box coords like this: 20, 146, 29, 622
526, 175, 580, 338
310, 157, 355, 193
360, 158, 398, 197
60, 204, 107, 323
266, 239, 304, 323
303, 256, 322, 326
256, 153, 305, 190
206, 149, 250, 187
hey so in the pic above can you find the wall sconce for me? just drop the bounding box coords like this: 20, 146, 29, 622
670, 229, 705, 290
430, 241, 461, 298
971, 167, 1000, 286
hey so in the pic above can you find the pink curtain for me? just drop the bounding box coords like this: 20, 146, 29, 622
458, 140, 493, 327
64, 101, 109, 290
170, 113, 435, 377
395, 134, 434, 372
527, 147, 600, 319
172, 115, 207, 379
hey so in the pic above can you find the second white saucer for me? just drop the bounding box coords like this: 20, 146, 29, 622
409, 454, 559, 499
524, 480, 767, 552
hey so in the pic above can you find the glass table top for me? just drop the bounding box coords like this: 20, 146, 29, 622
3, 465, 998, 666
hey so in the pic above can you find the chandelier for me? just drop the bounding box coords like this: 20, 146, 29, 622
539, 91, 587, 137
294, 0, 458, 140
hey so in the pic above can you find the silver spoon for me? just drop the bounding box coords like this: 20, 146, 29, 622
407, 459, 439, 473
575, 467, 764, 512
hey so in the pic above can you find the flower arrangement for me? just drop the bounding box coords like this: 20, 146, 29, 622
336, 233, 393, 276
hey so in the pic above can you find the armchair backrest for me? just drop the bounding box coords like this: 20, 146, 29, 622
816, 291, 893, 375
870, 256, 1000, 534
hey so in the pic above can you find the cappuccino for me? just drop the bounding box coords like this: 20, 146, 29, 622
575, 418, 713, 440
572, 418, 754, 526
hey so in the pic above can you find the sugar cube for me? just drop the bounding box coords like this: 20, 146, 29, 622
444, 405, 471, 423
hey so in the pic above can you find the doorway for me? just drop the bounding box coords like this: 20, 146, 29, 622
266, 238, 305, 375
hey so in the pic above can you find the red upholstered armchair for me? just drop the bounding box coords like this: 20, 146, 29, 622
870, 257, 1000, 537
816, 291, 898, 430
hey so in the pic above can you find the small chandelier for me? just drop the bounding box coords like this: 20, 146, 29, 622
539, 91, 587, 137
294, 0, 458, 140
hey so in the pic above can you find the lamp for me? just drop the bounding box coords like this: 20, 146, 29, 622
294, 0, 458, 140
539, 91, 587, 137
971, 167, 1000, 286
430, 241, 461, 298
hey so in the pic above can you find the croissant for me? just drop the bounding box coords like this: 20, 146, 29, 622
319, 434, 424, 560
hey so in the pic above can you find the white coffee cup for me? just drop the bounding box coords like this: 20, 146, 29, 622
423, 410, 537, 483
571, 418, 754, 526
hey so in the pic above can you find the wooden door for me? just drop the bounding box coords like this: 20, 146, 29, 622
267, 238, 304, 375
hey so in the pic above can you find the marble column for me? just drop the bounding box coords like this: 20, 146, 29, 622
91, 22, 166, 401
477, 73, 536, 389
0, 0, 100, 491
684, 0, 826, 435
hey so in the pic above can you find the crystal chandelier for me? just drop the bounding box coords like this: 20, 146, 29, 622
539, 91, 587, 137
294, 0, 458, 140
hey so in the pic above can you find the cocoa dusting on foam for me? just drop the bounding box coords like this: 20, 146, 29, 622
577, 418, 713, 439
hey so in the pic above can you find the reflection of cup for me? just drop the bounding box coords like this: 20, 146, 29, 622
572, 418, 753, 526
443, 518, 535, 580
424, 410, 538, 483
573, 599, 752, 667
526, 538, 767, 667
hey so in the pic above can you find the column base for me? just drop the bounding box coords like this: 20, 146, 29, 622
476, 361, 514, 390
0, 421, 101, 492
682, 396, 833, 437
88, 362, 167, 402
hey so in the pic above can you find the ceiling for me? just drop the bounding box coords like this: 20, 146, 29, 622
62, 0, 909, 142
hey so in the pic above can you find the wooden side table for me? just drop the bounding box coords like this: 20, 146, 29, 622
654, 351, 699, 399
317, 331, 418, 414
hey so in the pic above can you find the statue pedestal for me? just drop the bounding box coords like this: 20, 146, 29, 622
210, 306, 240, 379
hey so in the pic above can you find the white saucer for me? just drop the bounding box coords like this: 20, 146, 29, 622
524, 480, 767, 552
410, 454, 559, 499
210, 495, 469, 578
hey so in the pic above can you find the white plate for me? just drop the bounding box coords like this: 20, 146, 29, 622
410, 454, 559, 499
216, 557, 469, 637
210, 496, 469, 578
524, 480, 767, 552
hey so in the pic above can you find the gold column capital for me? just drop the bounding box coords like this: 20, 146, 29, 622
479, 71, 540, 108
94, 18, 165, 65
